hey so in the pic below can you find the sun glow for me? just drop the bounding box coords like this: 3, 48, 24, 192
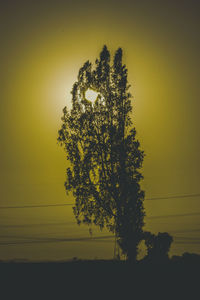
85, 89, 98, 102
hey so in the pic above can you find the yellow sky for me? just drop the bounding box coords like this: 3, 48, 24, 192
0, 0, 200, 261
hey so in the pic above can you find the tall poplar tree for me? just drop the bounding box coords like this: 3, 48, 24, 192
58, 46, 145, 262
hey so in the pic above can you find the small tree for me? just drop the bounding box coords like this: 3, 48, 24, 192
58, 45, 145, 262
144, 231, 173, 262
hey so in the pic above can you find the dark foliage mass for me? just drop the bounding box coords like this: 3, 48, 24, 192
58, 45, 145, 262
143, 231, 173, 262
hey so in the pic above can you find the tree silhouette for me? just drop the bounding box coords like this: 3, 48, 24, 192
58, 45, 145, 262
144, 231, 173, 262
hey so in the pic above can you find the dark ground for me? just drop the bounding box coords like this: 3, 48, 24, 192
0, 254, 199, 299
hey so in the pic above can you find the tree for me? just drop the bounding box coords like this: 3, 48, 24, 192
144, 231, 173, 262
58, 45, 145, 262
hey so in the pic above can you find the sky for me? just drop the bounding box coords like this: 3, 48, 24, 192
0, 0, 200, 261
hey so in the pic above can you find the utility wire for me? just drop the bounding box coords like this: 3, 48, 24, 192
0, 235, 114, 246
1, 235, 200, 246
2, 232, 200, 242
0, 212, 199, 230
146, 193, 200, 201
0, 222, 75, 228
0, 234, 114, 242
0, 193, 199, 210
0, 203, 74, 209
147, 212, 200, 219
1, 210, 200, 229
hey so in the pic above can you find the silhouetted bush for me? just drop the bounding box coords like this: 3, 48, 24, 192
143, 231, 173, 262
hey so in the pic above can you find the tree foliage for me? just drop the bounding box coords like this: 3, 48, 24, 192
144, 231, 173, 262
58, 45, 145, 262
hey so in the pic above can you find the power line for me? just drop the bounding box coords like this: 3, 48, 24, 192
147, 212, 200, 219
169, 229, 200, 234
1, 222, 200, 233
1, 234, 200, 246
1, 212, 200, 230
0, 203, 74, 209
0, 222, 75, 228
174, 241, 200, 245
2, 232, 200, 242
0, 235, 114, 246
146, 193, 200, 201
1, 216, 200, 230
0, 193, 199, 210
0, 234, 114, 241
174, 236, 200, 241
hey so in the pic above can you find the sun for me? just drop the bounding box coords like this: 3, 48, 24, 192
85, 89, 98, 102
